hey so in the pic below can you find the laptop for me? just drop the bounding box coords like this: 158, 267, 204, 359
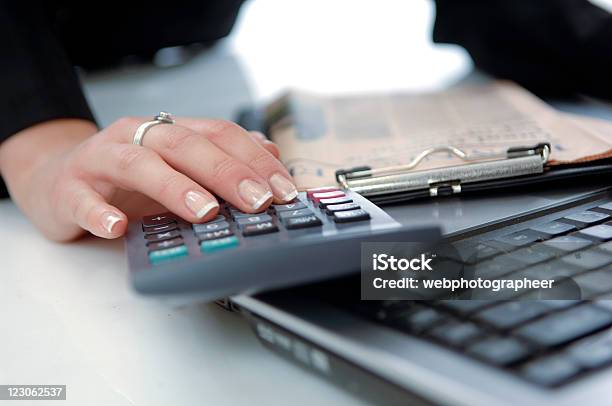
226, 184, 612, 406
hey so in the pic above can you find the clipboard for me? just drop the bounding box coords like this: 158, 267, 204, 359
236, 106, 612, 205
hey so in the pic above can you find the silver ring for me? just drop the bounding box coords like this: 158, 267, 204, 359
132, 111, 175, 146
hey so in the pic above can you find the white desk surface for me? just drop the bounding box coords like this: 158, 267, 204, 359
0, 1, 498, 405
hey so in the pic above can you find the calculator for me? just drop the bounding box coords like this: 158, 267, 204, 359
125, 187, 439, 301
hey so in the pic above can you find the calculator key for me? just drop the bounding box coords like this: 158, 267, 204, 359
493, 229, 543, 247
285, 215, 323, 230
521, 355, 580, 386
560, 249, 612, 270
466, 337, 531, 366
148, 245, 188, 264
307, 187, 339, 199
445, 241, 502, 264
197, 228, 234, 242
529, 221, 577, 238
567, 329, 612, 369
318, 196, 353, 208
578, 224, 612, 241
333, 209, 371, 223
145, 229, 182, 243
573, 269, 612, 298
143, 223, 178, 235
272, 201, 307, 212
207, 215, 227, 223
241, 221, 279, 236
325, 202, 361, 215
597, 202, 612, 213
278, 208, 314, 221
428, 320, 481, 347
200, 235, 239, 253
599, 241, 612, 254
235, 214, 273, 227
476, 301, 553, 330
311, 191, 345, 203
147, 238, 184, 252
193, 221, 230, 234
542, 235, 593, 253
142, 213, 176, 228
562, 211, 610, 227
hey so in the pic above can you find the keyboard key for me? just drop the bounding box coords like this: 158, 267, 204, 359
567, 328, 612, 369
493, 229, 544, 247
562, 211, 610, 227
306, 187, 339, 199
285, 215, 323, 230
235, 214, 273, 227
468, 255, 524, 280
597, 202, 612, 213
389, 307, 445, 334
578, 224, 612, 241
529, 221, 577, 238
573, 270, 612, 298
311, 191, 345, 203
145, 229, 181, 243
142, 213, 176, 228
508, 245, 556, 266
542, 235, 593, 253
197, 228, 234, 242
467, 337, 531, 366
333, 209, 371, 223
437, 300, 493, 315
600, 241, 612, 254
428, 320, 481, 347
318, 196, 353, 208
476, 301, 553, 330
147, 237, 184, 252
271, 201, 307, 212
447, 241, 502, 264
242, 221, 279, 236
148, 245, 188, 264
278, 208, 314, 221
521, 356, 580, 386
516, 260, 583, 282
193, 221, 230, 234
142, 223, 178, 235
230, 210, 265, 220
200, 235, 239, 253
325, 202, 361, 215
560, 249, 612, 270
516, 304, 612, 347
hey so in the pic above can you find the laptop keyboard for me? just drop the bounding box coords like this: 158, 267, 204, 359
339, 196, 612, 388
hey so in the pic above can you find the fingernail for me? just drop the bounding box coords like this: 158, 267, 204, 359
185, 190, 219, 218
269, 173, 298, 202
101, 211, 122, 234
238, 179, 273, 210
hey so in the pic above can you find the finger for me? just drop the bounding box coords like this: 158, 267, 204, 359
178, 119, 297, 203
77, 143, 220, 223
64, 181, 128, 238
113, 119, 274, 212
249, 131, 280, 159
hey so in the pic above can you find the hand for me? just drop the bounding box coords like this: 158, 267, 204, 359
0, 117, 295, 241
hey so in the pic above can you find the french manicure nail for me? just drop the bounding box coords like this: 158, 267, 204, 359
101, 211, 122, 234
269, 173, 298, 202
185, 190, 219, 218
238, 179, 273, 210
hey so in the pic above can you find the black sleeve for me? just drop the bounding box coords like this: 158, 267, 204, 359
0, 2, 96, 143
433, 0, 612, 99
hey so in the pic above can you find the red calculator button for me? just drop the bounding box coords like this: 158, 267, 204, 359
306, 187, 340, 199
311, 191, 345, 203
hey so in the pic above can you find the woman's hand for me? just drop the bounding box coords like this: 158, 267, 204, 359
0, 117, 294, 242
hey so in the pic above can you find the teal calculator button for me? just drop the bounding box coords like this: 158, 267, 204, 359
148, 245, 188, 264
200, 235, 239, 253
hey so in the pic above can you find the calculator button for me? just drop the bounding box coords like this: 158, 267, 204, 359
147, 238, 184, 252
236, 214, 273, 227
242, 221, 279, 236
143, 223, 178, 235
207, 215, 227, 223
230, 209, 265, 219
562, 211, 610, 227
333, 209, 371, 223
542, 235, 594, 253
325, 202, 360, 215
148, 245, 188, 264
306, 187, 339, 199
197, 228, 234, 242
145, 229, 182, 243
311, 191, 345, 203
272, 201, 307, 212
578, 224, 612, 241
142, 213, 176, 228
597, 202, 612, 213
200, 235, 240, 253
493, 229, 543, 247
285, 215, 323, 229
193, 221, 230, 234
529, 221, 577, 238
319, 196, 353, 208
278, 208, 314, 221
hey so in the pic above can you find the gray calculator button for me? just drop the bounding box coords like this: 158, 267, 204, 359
272, 201, 307, 212
325, 202, 360, 215
285, 215, 322, 229
147, 237, 184, 252
542, 235, 593, 252
578, 224, 612, 241
143, 223, 178, 235
145, 229, 181, 243
242, 221, 279, 236
193, 221, 230, 234
236, 214, 273, 226
197, 228, 234, 241
563, 211, 610, 227
333, 209, 371, 223
529, 221, 576, 237
278, 208, 313, 221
